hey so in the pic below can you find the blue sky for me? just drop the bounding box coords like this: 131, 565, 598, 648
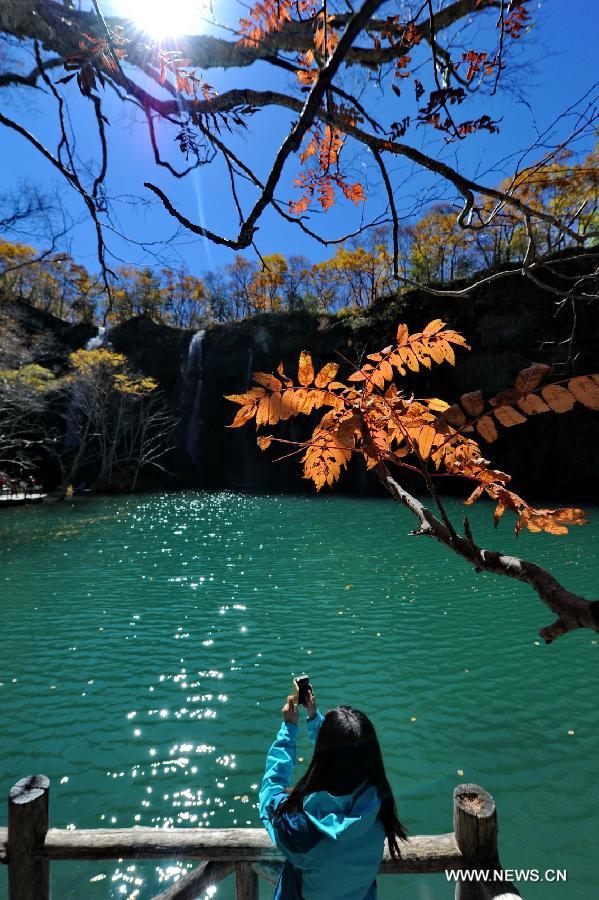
1, 0, 597, 276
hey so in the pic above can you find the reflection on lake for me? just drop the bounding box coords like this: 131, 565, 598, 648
1, 492, 598, 898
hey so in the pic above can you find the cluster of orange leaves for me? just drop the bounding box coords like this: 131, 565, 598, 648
227, 320, 594, 536
239, 0, 315, 46
296, 53, 319, 88
60, 30, 128, 96
61, 31, 219, 104
296, 14, 340, 85
461, 50, 496, 82
313, 13, 340, 61
387, 19, 422, 81
237, 0, 365, 214
374, 16, 420, 57
394, 54, 412, 80
291, 124, 365, 214
158, 51, 217, 102
440, 362, 599, 444
504, 1, 531, 39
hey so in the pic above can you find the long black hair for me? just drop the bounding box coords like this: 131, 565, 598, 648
274, 705, 407, 856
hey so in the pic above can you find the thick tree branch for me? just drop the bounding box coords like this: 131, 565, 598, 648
375, 463, 599, 644
372, 147, 400, 277
0, 56, 63, 88
0, 0, 496, 72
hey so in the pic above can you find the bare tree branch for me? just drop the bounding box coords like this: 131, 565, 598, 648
375, 463, 599, 644
141, 86, 591, 253
0, 110, 115, 306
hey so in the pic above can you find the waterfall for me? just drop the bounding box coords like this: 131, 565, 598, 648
182, 330, 206, 471
85, 325, 109, 350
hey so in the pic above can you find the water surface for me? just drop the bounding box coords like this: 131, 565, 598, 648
1, 492, 598, 899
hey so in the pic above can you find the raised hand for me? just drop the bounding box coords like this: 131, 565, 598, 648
282, 694, 298, 725
306, 687, 317, 720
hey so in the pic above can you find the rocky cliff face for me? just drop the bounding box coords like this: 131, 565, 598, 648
107, 254, 599, 500
5, 253, 599, 499
0, 296, 96, 366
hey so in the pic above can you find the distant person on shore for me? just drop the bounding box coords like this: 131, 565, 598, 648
259, 687, 407, 899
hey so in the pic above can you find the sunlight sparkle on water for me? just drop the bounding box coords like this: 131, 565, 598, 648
2, 492, 599, 898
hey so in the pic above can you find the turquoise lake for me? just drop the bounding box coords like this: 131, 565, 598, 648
1, 491, 598, 899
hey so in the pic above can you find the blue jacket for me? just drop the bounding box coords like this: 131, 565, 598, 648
259, 712, 385, 900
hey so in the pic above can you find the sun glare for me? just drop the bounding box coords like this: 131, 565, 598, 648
120, 0, 203, 39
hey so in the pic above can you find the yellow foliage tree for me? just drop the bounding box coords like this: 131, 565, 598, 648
410, 206, 476, 284
311, 229, 397, 309
60, 348, 172, 492
68, 348, 157, 394
482, 144, 599, 260
0, 363, 56, 392
0, 360, 56, 478
248, 254, 288, 312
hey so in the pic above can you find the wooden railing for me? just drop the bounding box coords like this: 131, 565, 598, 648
1, 776, 521, 899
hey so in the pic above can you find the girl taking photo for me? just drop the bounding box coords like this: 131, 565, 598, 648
259, 687, 407, 899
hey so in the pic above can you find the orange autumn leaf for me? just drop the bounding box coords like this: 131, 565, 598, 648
568, 375, 599, 410
493, 405, 527, 427
541, 384, 575, 413
422, 318, 446, 337
230, 405, 256, 428
298, 350, 315, 386
417, 424, 435, 459
443, 404, 467, 427
517, 393, 550, 415
396, 323, 409, 345
515, 362, 552, 393
460, 390, 484, 417
476, 415, 498, 442
315, 362, 339, 388
253, 372, 283, 391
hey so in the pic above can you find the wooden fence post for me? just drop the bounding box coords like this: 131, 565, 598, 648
453, 784, 520, 900
453, 783, 497, 900
8, 775, 50, 900
236, 861, 259, 900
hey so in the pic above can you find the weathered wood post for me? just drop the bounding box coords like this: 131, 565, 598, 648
453, 784, 520, 900
236, 861, 259, 900
8, 775, 50, 900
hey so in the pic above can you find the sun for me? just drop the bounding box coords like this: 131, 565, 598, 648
119, 0, 203, 39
